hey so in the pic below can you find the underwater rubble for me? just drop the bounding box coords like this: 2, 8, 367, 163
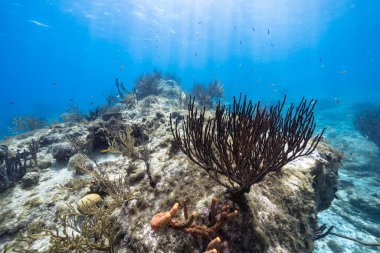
0, 77, 343, 253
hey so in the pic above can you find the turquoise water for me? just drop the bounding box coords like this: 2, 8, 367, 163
1, 1, 379, 252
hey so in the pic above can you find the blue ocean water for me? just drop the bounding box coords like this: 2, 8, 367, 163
0, 0, 379, 252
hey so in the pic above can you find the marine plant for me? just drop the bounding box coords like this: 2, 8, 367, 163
355, 105, 380, 147
314, 224, 380, 247
60, 104, 83, 123
107, 78, 136, 108
14, 160, 138, 252
170, 95, 324, 197
11, 115, 47, 132
132, 71, 161, 99
139, 140, 157, 188
191, 80, 223, 108
105, 124, 136, 157
85, 104, 109, 121
78, 161, 137, 206
15, 202, 118, 253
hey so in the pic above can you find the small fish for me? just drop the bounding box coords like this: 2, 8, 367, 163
198, 21, 202, 24
70, 98, 74, 102
339, 70, 348, 74
270, 43, 274, 47
319, 57, 322, 62
334, 97, 341, 103
119, 64, 125, 71
267, 29, 270, 34
116, 94, 122, 98
252, 27, 255, 31
89, 102, 94, 105
100, 149, 110, 153
368, 151, 377, 157
9, 101, 15, 105
52, 82, 57, 86
240, 40, 242, 45
194, 52, 198, 56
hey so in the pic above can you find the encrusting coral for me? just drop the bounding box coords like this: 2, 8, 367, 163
151, 197, 238, 242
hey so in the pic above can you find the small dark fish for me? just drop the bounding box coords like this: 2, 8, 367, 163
240, 40, 242, 45
89, 102, 94, 105
271, 43, 274, 47
334, 193, 339, 199
194, 52, 198, 56
52, 83, 57, 86
198, 21, 202, 24
70, 98, 74, 102
252, 27, 255, 31
234, 26, 236, 30
9, 101, 15, 105
319, 57, 322, 62
267, 29, 270, 34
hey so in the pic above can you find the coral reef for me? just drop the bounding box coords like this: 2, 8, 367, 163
191, 80, 223, 108
11, 115, 46, 132
60, 104, 83, 123
171, 95, 325, 196
0, 75, 342, 253
133, 71, 161, 99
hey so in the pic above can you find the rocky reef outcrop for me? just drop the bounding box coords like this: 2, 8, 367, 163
0, 78, 341, 253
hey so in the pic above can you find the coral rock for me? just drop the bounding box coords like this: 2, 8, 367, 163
21, 172, 40, 188
51, 142, 76, 162
77, 193, 102, 214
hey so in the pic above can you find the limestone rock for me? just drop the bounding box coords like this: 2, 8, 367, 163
113, 145, 342, 253
37, 160, 52, 170
313, 140, 343, 211
21, 172, 40, 188
51, 142, 76, 162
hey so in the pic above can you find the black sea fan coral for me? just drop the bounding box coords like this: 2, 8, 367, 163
170, 95, 325, 196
